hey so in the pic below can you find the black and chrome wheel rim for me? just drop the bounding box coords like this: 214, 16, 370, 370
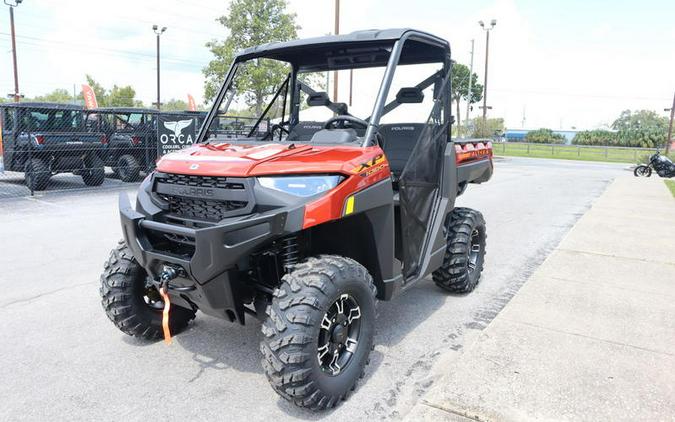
317, 294, 361, 375
468, 229, 481, 273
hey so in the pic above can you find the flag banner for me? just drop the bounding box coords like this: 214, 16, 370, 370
82, 84, 98, 109
187, 94, 197, 112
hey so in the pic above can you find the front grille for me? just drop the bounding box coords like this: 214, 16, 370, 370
161, 173, 245, 190
162, 195, 248, 221
155, 173, 251, 222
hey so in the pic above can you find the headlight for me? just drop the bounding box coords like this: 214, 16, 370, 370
258, 175, 344, 197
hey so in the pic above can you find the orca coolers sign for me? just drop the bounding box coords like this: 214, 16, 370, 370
157, 115, 198, 157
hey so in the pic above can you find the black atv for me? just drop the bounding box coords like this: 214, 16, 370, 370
1, 102, 107, 190
88, 107, 160, 182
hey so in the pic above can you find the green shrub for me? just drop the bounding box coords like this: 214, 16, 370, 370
525, 128, 566, 144
572, 130, 617, 146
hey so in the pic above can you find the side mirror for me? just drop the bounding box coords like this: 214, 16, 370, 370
396, 87, 424, 104
307, 92, 330, 107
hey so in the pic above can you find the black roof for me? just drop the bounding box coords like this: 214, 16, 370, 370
236, 28, 450, 71
161, 110, 206, 115
89, 107, 158, 114
0, 102, 83, 110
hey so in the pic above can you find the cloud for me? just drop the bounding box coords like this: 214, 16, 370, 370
1, 0, 673, 128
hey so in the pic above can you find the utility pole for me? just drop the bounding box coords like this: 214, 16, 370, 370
666, 91, 675, 155
153, 25, 167, 110
465, 39, 475, 137
333, 0, 340, 103
5, 0, 23, 102
479, 19, 496, 123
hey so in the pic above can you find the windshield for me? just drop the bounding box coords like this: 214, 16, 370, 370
202, 42, 448, 146
205, 58, 292, 141
20, 109, 84, 132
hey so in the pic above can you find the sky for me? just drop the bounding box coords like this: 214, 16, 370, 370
0, 0, 673, 130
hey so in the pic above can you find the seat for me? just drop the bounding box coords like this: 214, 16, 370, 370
287, 121, 325, 143
379, 123, 427, 182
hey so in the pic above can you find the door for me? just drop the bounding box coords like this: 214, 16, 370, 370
397, 67, 451, 278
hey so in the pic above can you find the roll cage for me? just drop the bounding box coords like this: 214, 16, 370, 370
198, 28, 452, 148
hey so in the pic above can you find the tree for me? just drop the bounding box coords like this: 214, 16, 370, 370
84, 75, 143, 107
572, 130, 617, 146
163, 98, 189, 112
85, 75, 107, 105
611, 109, 669, 148
32, 88, 74, 103
471, 117, 504, 138
108, 85, 142, 107
525, 128, 566, 144
450, 63, 482, 136
203, 0, 299, 112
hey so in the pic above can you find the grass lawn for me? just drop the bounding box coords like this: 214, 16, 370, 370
665, 180, 675, 198
492, 143, 671, 164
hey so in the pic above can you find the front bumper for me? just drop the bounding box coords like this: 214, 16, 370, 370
119, 193, 304, 323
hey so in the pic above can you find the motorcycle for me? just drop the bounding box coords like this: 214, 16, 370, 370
634, 151, 675, 178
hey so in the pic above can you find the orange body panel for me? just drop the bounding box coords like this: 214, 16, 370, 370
455, 141, 493, 164
156, 142, 392, 229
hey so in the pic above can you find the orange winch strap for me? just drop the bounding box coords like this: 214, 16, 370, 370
159, 286, 172, 345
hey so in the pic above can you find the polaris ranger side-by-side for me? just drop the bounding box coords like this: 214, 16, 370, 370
88, 107, 160, 182
100, 29, 493, 410
1, 103, 107, 190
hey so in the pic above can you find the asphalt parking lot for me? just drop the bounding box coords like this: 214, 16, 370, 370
0, 157, 627, 421
0, 169, 136, 200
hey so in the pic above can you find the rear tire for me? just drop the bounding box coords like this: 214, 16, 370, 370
433, 207, 487, 293
634, 165, 652, 177
99, 240, 196, 340
24, 158, 50, 191
260, 255, 377, 410
114, 154, 141, 182
82, 155, 105, 186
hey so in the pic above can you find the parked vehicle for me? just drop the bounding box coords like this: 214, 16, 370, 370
87, 107, 159, 182
634, 151, 675, 178
99, 29, 493, 410
0, 102, 107, 190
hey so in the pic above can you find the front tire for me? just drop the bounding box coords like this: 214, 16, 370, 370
24, 158, 51, 191
99, 240, 196, 340
114, 154, 141, 182
634, 165, 652, 177
260, 255, 377, 410
433, 207, 487, 293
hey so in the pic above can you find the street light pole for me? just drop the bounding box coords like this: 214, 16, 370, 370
479, 19, 496, 123
5, 0, 23, 102
666, 91, 675, 155
333, 0, 340, 103
153, 25, 167, 110
465, 39, 475, 136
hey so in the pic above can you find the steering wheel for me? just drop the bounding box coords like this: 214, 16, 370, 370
262, 123, 290, 141
323, 115, 368, 130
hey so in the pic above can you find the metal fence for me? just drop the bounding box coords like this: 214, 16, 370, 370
492, 141, 661, 163
0, 103, 265, 199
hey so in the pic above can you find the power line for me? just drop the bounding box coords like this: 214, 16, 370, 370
0, 32, 205, 68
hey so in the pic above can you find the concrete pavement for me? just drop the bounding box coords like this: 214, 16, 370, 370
406, 175, 675, 421
0, 157, 626, 421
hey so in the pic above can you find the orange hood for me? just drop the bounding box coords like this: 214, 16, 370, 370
156, 142, 385, 177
